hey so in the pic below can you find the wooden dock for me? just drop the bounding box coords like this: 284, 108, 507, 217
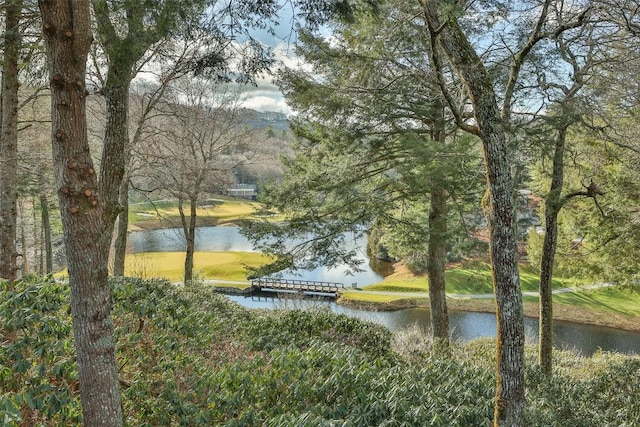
250, 278, 346, 296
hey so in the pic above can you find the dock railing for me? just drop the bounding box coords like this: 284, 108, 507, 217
250, 278, 346, 294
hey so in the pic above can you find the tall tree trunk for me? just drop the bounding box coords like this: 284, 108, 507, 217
19, 200, 27, 276
427, 101, 449, 342
421, 3, 524, 425
93, 0, 172, 278
179, 198, 198, 284
539, 126, 568, 375
40, 191, 53, 274
100, 74, 131, 237
99, 47, 137, 278
38, 1, 123, 425
0, 0, 22, 282
112, 177, 129, 276
427, 183, 449, 341
34, 195, 43, 274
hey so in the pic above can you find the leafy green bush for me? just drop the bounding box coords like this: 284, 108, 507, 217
0, 276, 81, 425
526, 353, 640, 426
2, 275, 640, 426
245, 307, 393, 359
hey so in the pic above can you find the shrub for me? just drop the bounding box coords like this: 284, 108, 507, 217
526, 353, 640, 426
245, 307, 393, 359
2, 275, 640, 426
0, 276, 81, 425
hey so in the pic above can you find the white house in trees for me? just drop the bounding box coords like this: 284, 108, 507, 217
226, 184, 258, 200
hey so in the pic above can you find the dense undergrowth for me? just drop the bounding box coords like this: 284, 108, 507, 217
1, 276, 639, 426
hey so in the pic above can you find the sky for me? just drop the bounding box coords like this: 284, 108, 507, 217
131, 7, 318, 116
236, 41, 302, 115
234, 8, 318, 116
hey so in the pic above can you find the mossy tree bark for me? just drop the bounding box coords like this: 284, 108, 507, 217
538, 126, 603, 375
535, 20, 599, 376
0, 0, 23, 282
95, 44, 135, 276
420, 2, 525, 425
38, 1, 123, 425
538, 126, 568, 376
112, 176, 129, 276
427, 101, 449, 342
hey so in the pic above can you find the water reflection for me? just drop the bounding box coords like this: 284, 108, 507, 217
129, 226, 256, 253
226, 293, 640, 356
128, 226, 385, 286
129, 226, 640, 356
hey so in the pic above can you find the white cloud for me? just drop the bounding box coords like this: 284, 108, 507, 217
240, 94, 292, 114
236, 41, 311, 115
131, 38, 307, 115
272, 41, 312, 72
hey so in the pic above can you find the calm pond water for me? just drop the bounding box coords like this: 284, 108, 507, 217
128, 226, 385, 286
129, 226, 640, 356
226, 294, 640, 356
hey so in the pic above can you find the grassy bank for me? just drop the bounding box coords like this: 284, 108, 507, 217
339, 262, 640, 331
363, 261, 585, 294
128, 196, 278, 231
124, 251, 269, 283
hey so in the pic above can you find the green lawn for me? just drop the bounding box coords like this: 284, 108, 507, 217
354, 261, 640, 328
124, 251, 270, 282
129, 196, 282, 228
363, 261, 585, 295
339, 290, 416, 303
553, 286, 640, 317
362, 277, 428, 293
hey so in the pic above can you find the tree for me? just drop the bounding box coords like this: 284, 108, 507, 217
90, 0, 363, 277
527, 18, 615, 375
17, 142, 57, 276
600, 0, 640, 37
90, 0, 210, 276
501, 1, 639, 376
530, 34, 640, 288
38, 172, 54, 274
16, 84, 60, 275
136, 78, 254, 284
1, 0, 52, 281
38, 1, 123, 425
37, 0, 379, 422
244, 1, 484, 343
84, 37, 200, 275
0, 0, 23, 282
417, 1, 609, 423
418, 4, 523, 422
